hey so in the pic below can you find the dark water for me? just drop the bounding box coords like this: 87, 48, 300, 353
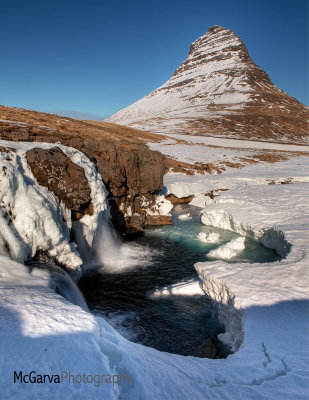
79, 205, 280, 358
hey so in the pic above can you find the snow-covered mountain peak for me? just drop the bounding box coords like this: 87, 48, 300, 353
105, 26, 309, 143
160, 24, 262, 95
184, 24, 250, 69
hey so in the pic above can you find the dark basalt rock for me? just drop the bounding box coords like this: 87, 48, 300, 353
26, 147, 93, 220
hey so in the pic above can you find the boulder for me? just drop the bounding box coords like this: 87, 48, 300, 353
26, 147, 93, 220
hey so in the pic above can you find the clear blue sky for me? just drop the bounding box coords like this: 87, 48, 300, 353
0, 0, 308, 119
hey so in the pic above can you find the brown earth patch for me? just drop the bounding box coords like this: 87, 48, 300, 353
0, 146, 10, 153
167, 157, 222, 175
166, 194, 194, 204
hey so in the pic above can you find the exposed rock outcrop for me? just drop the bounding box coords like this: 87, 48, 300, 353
26, 147, 93, 220
0, 106, 169, 235
106, 25, 309, 144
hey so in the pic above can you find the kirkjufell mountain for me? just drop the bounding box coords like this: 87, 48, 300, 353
106, 25, 308, 143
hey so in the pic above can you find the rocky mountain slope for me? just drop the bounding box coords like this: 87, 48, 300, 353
0, 106, 171, 235
106, 25, 308, 144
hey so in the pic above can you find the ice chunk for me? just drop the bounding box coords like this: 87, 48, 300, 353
197, 232, 220, 243
208, 237, 245, 259
178, 213, 192, 220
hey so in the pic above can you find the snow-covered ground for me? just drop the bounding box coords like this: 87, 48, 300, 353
1, 139, 309, 399
163, 155, 309, 199
150, 133, 309, 152
0, 257, 118, 400
148, 133, 309, 166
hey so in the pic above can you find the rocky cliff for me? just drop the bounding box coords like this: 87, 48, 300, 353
26, 147, 94, 221
0, 106, 171, 235
106, 25, 308, 144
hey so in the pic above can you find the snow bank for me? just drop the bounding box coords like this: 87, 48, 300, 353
195, 268, 244, 352
194, 183, 309, 358
165, 179, 215, 199
0, 255, 117, 400
208, 237, 245, 259
197, 232, 220, 243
